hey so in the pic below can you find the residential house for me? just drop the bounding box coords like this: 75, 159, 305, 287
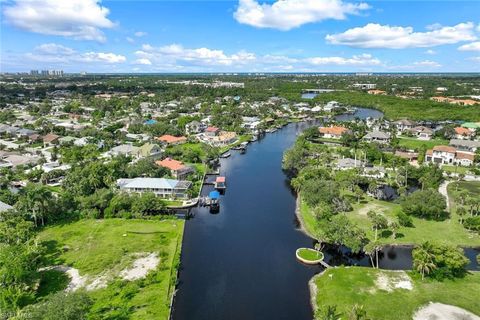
323, 101, 340, 112
117, 177, 191, 199
109, 144, 140, 157
185, 121, 206, 135
367, 89, 387, 95
137, 143, 162, 159
394, 119, 416, 133
155, 135, 187, 145
337, 158, 364, 170
426, 146, 456, 165
43, 133, 60, 147
454, 127, 474, 140
204, 127, 220, 137
241, 117, 261, 131
449, 139, 480, 153
212, 131, 238, 147
362, 166, 386, 179
156, 157, 195, 179
363, 131, 391, 144
318, 126, 350, 139
409, 126, 433, 140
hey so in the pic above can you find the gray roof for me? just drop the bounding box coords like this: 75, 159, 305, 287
337, 158, 364, 168
117, 178, 191, 190
449, 139, 480, 148
364, 131, 391, 139
0, 200, 13, 212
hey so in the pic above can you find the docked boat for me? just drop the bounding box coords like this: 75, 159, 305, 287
214, 176, 226, 190
208, 190, 220, 213
220, 152, 231, 158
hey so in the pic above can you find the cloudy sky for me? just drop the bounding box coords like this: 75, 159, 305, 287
1, 0, 479, 73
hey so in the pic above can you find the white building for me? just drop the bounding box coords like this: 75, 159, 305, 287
117, 178, 192, 199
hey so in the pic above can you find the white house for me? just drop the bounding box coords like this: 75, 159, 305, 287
117, 178, 192, 199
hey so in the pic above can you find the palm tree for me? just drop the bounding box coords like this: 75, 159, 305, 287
414, 254, 436, 280
15, 183, 52, 227
318, 305, 342, 320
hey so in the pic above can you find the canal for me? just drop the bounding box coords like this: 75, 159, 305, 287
171, 108, 478, 320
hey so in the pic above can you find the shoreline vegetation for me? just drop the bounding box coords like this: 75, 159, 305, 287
296, 192, 480, 247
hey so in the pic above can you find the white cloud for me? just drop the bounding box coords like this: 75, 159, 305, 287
233, 0, 369, 30
425, 49, 436, 55
81, 52, 126, 63
2, 0, 115, 42
34, 43, 76, 56
326, 22, 477, 48
412, 60, 441, 68
132, 43, 383, 72
304, 53, 381, 66
468, 56, 480, 63
134, 58, 152, 65
458, 42, 480, 51
135, 44, 256, 68
134, 31, 147, 37
126, 37, 135, 44
25, 43, 126, 64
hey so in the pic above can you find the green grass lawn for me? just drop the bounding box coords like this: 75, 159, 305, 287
397, 136, 448, 151
297, 248, 324, 261
299, 195, 480, 246
37, 218, 184, 319
443, 165, 472, 175
313, 267, 480, 320
448, 181, 480, 215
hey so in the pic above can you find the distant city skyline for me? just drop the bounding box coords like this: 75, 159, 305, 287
1, 0, 479, 73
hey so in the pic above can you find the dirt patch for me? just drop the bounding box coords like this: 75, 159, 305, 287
375, 271, 413, 292
41, 266, 107, 292
120, 253, 160, 281
414, 302, 480, 320
357, 203, 385, 216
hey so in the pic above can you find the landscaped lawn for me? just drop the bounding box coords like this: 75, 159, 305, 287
297, 248, 324, 261
448, 181, 480, 213
397, 136, 448, 151
298, 195, 480, 246
313, 266, 480, 320
442, 165, 471, 175
37, 218, 184, 320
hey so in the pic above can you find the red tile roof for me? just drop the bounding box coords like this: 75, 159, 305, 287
156, 158, 186, 171
318, 126, 349, 136
456, 152, 474, 161
155, 135, 187, 144
206, 126, 219, 132
454, 127, 472, 136
216, 176, 225, 183
433, 145, 456, 153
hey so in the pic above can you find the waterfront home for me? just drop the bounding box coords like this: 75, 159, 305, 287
323, 101, 340, 112
318, 126, 351, 139
454, 127, 475, 140
156, 157, 195, 179
363, 131, 391, 144
449, 139, 480, 153
155, 135, 187, 145
409, 126, 433, 140
0, 200, 13, 213
394, 119, 416, 133
117, 177, 191, 199
241, 117, 261, 130
205, 126, 220, 137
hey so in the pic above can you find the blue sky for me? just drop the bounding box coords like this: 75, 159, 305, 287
1, 0, 479, 73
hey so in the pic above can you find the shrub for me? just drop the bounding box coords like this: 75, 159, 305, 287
396, 211, 414, 227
